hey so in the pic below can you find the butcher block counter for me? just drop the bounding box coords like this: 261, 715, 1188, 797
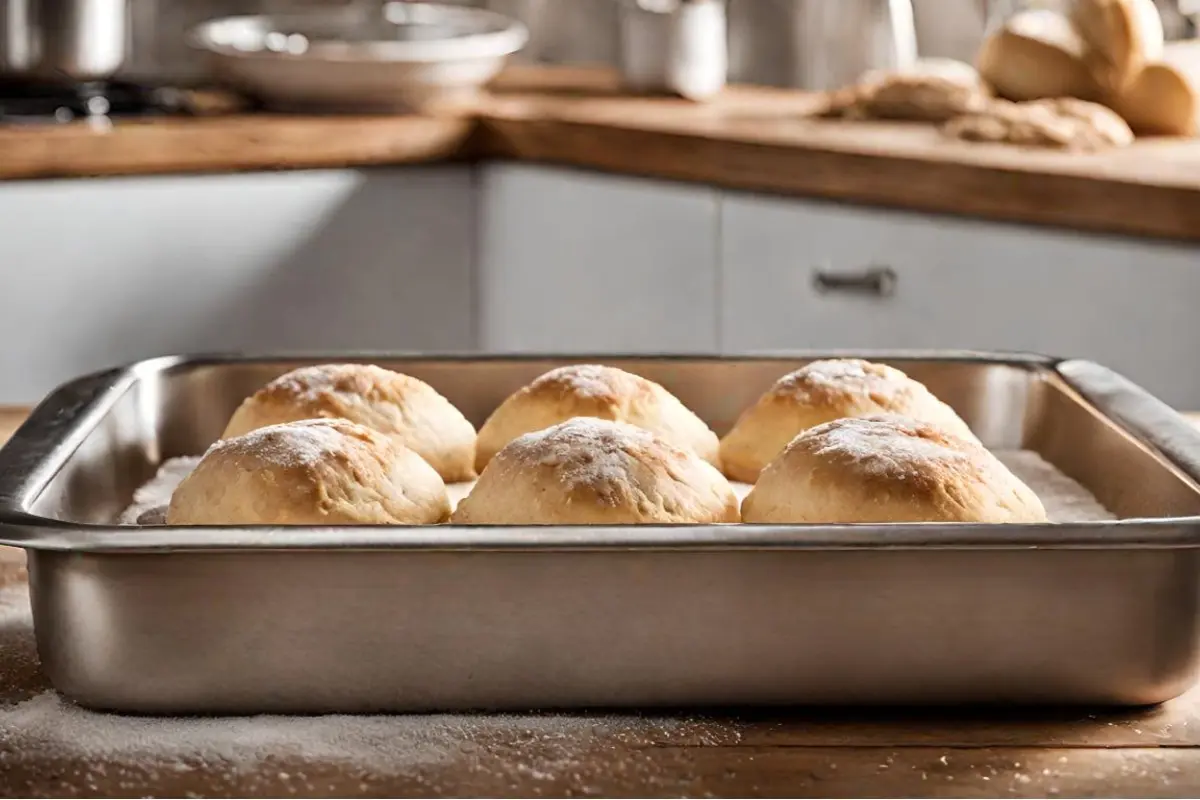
3, 407, 1200, 797
3, 67, 1200, 243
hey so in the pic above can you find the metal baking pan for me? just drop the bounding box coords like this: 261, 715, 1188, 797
3, 351, 1200, 715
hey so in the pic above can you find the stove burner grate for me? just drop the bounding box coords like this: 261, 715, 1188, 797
0, 80, 194, 124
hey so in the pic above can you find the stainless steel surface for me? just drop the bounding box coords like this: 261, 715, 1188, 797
3, 352, 1200, 713
1, 0, 128, 80
189, 2, 527, 112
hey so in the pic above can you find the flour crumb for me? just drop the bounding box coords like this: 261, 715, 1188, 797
117, 456, 201, 525
994, 450, 1115, 522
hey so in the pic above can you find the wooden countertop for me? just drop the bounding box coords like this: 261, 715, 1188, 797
3, 406, 1200, 796
4, 67, 1200, 242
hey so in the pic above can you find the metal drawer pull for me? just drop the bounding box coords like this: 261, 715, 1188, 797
812, 266, 897, 297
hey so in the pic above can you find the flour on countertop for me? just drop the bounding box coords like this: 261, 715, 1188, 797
0, 583, 737, 797
0, 690, 685, 770
0, 583, 724, 794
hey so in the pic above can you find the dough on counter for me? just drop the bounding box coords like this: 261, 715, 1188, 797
741, 415, 1048, 524
453, 418, 739, 525
223, 363, 476, 482
943, 97, 1134, 149
823, 60, 992, 123
719, 358, 978, 484
473, 364, 719, 473
168, 418, 450, 526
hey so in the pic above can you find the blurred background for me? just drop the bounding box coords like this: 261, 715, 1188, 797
1, 0, 1199, 409
73, 0, 1200, 87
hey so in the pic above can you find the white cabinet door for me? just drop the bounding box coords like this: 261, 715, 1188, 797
0, 166, 475, 404
478, 164, 720, 353
721, 192, 1200, 407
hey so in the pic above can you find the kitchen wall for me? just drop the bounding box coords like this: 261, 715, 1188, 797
490, 0, 1192, 70
126, 0, 1196, 87
127, 0, 993, 86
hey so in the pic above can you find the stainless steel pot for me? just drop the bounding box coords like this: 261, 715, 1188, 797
1, 0, 129, 81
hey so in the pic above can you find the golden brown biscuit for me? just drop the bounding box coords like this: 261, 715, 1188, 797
168, 418, 450, 525
453, 418, 739, 525
741, 415, 1047, 524
719, 359, 978, 484
473, 364, 719, 472
223, 364, 476, 482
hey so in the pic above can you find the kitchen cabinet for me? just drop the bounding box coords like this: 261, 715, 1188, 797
4, 161, 1199, 408
0, 166, 474, 404
477, 163, 720, 353
720, 191, 1200, 407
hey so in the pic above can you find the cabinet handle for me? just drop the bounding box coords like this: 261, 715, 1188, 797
812, 266, 897, 298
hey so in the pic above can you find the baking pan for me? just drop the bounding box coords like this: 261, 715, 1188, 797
2, 351, 1200, 714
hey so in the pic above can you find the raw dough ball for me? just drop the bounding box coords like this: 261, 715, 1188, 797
741, 415, 1048, 524
473, 364, 719, 473
943, 97, 1134, 150
223, 364, 476, 482
719, 359, 978, 483
453, 418, 739, 525
168, 418, 450, 525
824, 60, 992, 122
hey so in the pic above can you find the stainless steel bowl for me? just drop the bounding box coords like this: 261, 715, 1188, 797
189, 2, 528, 112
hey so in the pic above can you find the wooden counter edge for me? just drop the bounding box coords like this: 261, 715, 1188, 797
0, 115, 479, 181
3, 67, 1200, 243
1, 407, 26, 445
475, 115, 1200, 243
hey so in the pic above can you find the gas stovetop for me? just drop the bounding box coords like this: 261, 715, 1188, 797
0, 80, 197, 124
